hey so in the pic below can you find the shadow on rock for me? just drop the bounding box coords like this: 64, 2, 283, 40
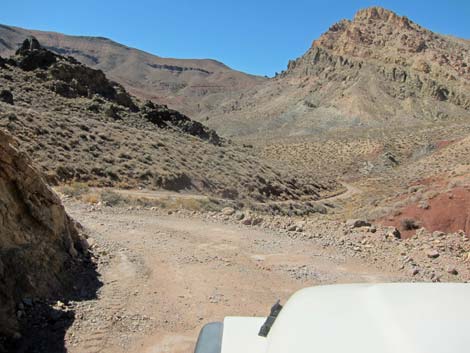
3, 252, 102, 353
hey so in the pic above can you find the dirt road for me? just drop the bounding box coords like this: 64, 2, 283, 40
63, 203, 403, 353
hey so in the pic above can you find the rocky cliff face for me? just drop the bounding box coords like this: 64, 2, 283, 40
287, 6, 470, 111
312, 7, 470, 80
0, 130, 85, 337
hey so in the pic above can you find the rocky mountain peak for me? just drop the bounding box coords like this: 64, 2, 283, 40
312, 7, 420, 53
308, 6, 470, 82
353, 6, 412, 28
210, 7, 470, 138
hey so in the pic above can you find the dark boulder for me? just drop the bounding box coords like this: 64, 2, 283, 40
155, 172, 192, 191
15, 37, 57, 71
0, 90, 14, 105
141, 101, 221, 145
15, 37, 42, 56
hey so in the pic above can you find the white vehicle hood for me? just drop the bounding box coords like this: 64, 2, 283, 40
222, 283, 470, 353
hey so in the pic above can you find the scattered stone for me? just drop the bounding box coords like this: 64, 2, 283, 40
386, 227, 401, 239
86, 237, 96, 248
346, 219, 371, 228
426, 250, 440, 259
242, 218, 253, 226
418, 200, 429, 209
221, 207, 235, 216
447, 267, 458, 275
234, 212, 245, 221
252, 218, 263, 226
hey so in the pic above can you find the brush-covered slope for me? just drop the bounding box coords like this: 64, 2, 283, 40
0, 24, 265, 119
0, 38, 332, 202
209, 7, 470, 138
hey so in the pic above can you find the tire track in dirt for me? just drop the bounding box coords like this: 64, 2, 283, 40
65, 204, 404, 353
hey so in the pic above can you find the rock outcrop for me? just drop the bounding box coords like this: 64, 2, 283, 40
141, 101, 221, 145
6, 37, 222, 145
206, 7, 470, 137
13, 37, 138, 111
0, 130, 85, 337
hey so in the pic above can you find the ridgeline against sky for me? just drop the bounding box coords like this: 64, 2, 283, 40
1, 0, 469, 76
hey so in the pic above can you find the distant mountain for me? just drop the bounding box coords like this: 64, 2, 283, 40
0, 24, 265, 119
207, 7, 470, 137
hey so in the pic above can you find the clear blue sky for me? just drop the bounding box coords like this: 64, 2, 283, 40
1, 0, 469, 76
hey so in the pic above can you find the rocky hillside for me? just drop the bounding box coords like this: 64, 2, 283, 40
0, 24, 265, 119
208, 7, 470, 137
0, 129, 86, 339
0, 38, 333, 202
2, 8, 467, 139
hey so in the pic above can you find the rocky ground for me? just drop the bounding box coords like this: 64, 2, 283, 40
7, 189, 469, 353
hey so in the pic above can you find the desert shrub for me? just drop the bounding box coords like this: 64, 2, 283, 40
60, 182, 90, 198
55, 164, 75, 181
115, 181, 135, 189
105, 104, 121, 119
87, 102, 101, 113
104, 167, 120, 181
82, 193, 100, 204
401, 218, 420, 231
101, 190, 127, 206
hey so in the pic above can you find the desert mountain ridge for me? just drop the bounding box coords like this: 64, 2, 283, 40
1, 7, 469, 139
0, 23, 265, 119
